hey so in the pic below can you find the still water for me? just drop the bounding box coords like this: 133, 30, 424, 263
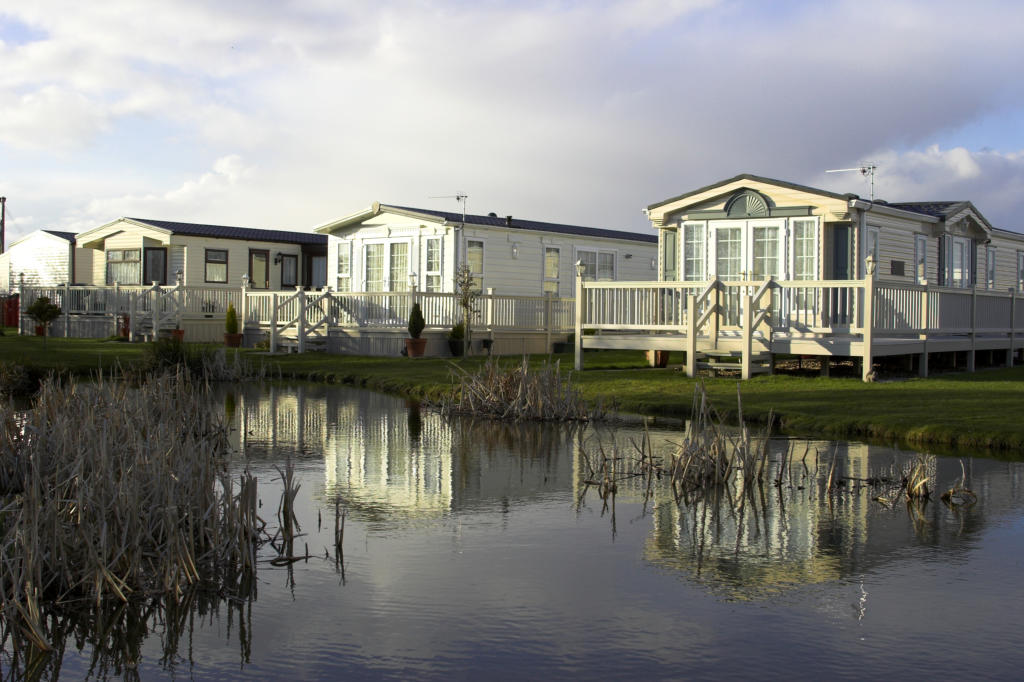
11, 383, 1024, 679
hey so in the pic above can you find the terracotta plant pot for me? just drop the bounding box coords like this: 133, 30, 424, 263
170, 329, 185, 342
405, 337, 427, 358
225, 333, 243, 348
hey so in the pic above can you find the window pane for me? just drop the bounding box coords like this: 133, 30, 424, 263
426, 239, 440, 273
663, 229, 677, 281
794, 221, 816, 280
752, 226, 779, 279
206, 249, 228, 283
281, 255, 298, 287
716, 228, 741, 279
578, 251, 597, 280
683, 224, 704, 281
337, 245, 350, 275
598, 252, 614, 280
365, 244, 385, 292
390, 243, 408, 292
467, 240, 483, 275
426, 274, 441, 292
545, 247, 560, 280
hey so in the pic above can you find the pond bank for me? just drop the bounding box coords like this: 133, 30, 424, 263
2, 335, 1023, 452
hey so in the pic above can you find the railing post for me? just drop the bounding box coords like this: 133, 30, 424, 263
270, 293, 279, 352
63, 281, 70, 338
17, 273, 24, 335
175, 271, 184, 331
151, 284, 159, 341
485, 287, 495, 332
741, 293, 753, 380
297, 288, 307, 353
574, 263, 584, 371
1009, 287, 1017, 368
686, 294, 697, 378
968, 284, 977, 372
544, 291, 552, 353
919, 282, 930, 377
862, 256, 875, 381
128, 293, 137, 341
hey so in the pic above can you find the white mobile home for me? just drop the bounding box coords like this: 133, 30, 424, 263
74, 218, 327, 290
315, 203, 658, 297
575, 174, 1024, 379
0, 230, 93, 291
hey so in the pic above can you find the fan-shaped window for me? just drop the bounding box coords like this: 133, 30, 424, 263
725, 190, 770, 218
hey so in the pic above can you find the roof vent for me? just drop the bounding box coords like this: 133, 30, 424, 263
506, 215, 513, 226
488, 212, 497, 217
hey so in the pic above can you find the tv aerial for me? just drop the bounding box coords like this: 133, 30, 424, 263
825, 164, 878, 200
428, 193, 469, 225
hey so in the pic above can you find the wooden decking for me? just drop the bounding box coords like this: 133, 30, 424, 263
574, 270, 1024, 381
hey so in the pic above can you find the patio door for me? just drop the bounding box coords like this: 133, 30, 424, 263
712, 225, 743, 325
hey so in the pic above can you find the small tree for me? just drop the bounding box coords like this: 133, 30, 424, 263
26, 296, 61, 348
225, 302, 239, 335
407, 302, 425, 339
453, 264, 480, 353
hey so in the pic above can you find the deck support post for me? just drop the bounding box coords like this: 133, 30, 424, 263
741, 293, 753, 380
820, 357, 830, 377
574, 265, 584, 371
270, 293, 279, 353
685, 294, 697, 378
297, 288, 307, 354
711, 277, 721, 349
919, 283, 929, 377
1008, 287, 1016, 368
968, 285, 977, 372
862, 257, 875, 382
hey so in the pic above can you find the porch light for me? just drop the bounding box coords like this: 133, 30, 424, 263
409, 272, 418, 289
650, 257, 656, 270
241, 274, 250, 288
575, 260, 585, 278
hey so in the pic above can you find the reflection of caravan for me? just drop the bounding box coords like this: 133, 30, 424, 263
577, 174, 1024, 379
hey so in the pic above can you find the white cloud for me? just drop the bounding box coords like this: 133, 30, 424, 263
0, 86, 109, 150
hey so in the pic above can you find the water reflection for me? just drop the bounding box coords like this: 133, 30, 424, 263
9, 382, 1023, 679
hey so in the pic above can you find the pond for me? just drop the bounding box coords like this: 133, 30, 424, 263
5, 383, 1024, 680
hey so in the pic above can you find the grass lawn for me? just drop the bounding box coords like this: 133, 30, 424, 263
3, 333, 1023, 452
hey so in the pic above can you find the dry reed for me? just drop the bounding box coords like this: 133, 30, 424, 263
0, 369, 264, 654
438, 358, 606, 422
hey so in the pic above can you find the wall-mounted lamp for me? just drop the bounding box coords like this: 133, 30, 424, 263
650, 257, 657, 270
624, 253, 633, 260
273, 252, 284, 265
511, 243, 519, 259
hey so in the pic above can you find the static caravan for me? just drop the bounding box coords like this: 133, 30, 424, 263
0, 230, 92, 292
574, 174, 1024, 380
315, 203, 658, 297
74, 218, 328, 290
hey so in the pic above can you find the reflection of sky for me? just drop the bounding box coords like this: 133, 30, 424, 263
119, 384, 1024, 678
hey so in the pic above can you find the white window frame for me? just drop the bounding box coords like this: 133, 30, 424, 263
748, 219, 786, 281
543, 246, 560, 295
362, 239, 412, 292
862, 225, 880, 278
466, 238, 484, 292
681, 221, 706, 281
943, 235, 972, 288
1018, 250, 1024, 292
424, 237, 442, 293
790, 217, 819, 281
575, 247, 617, 281
336, 241, 351, 292
710, 221, 745, 280
985, 245, 996, 289
914, 234, 928, 283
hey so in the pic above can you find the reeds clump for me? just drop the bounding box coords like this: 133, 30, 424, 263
438, 358, 606, 422
0, 370, 262, 653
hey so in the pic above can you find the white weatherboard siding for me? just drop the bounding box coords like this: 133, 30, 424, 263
322, 208, 657, 296
1, 232, 79, 289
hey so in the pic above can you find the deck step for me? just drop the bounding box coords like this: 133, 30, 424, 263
697, 360, 772, 375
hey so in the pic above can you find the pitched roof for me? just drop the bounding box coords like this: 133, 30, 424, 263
127, 218, 326, 246
380, 205, 657, 243
885, 201, 967, 218
42, 230, 77, 242
647, 173, 860, 211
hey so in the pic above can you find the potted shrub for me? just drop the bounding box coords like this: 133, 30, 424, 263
405, 303, 427, 357
25, 296, 61, 348
448, 321, 465, 357
224, 302, 243, 348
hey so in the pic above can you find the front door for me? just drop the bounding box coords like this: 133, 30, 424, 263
143, 247, 167, 285
249, 250, 269, 289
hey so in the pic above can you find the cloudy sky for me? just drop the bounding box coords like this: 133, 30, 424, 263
2, 0, 1024, 243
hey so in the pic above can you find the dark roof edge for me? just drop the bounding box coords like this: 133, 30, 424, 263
646, 173, 859, 212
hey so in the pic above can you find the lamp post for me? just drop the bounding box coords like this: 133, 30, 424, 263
574, 260, 585, 370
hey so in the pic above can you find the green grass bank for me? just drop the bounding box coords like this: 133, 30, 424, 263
2, 332, 1024, 452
